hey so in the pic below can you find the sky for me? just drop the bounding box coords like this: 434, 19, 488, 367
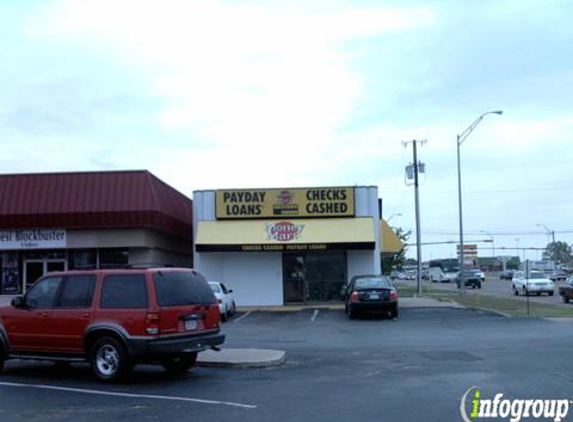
1, 0, 572, 261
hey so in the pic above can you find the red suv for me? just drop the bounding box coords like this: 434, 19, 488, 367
0, 267, 224, 382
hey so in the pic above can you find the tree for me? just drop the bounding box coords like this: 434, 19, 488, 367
381, 227, 411, 274
543, 241, 572, 267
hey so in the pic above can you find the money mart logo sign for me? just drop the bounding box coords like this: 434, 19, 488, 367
460, 387, 570, 422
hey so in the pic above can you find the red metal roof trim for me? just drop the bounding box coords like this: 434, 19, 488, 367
0, 170, 193, 240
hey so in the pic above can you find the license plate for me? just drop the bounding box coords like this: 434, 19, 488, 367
369, 293, 380, 300
185, 320, 198, 331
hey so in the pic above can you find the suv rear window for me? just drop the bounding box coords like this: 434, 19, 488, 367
153, 271, 216, 307
100, 274, 148, 308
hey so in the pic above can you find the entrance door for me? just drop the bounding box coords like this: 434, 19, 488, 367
283, 252, 347, 304
24, 260, 67, 293
283, 255, 305, 303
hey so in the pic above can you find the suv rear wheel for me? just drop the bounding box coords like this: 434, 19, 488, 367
161, 352, 198, 374
90, 336, 132, 382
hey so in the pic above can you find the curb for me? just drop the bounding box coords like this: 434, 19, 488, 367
461, 306, 512, 318
197, 348, 287, 369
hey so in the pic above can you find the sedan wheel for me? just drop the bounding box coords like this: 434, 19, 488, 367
564, 296, 570, 304
513, 286, 518, 296
390, 306, 399, 319
347, 306, 355, 319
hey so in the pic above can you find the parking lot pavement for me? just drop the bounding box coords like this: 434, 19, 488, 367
2, 307, 573, 422
428, 275, 571, 305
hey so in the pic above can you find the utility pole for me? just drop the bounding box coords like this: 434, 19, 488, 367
403, 140, 427, 296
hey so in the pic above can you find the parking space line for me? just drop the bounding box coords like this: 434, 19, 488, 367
233, 311, 251, 323
0, 381, 257, 409
311, 309, 319, 321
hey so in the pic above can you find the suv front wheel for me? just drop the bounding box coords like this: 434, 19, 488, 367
90, 336, 133, 382
161, 352, 198, 374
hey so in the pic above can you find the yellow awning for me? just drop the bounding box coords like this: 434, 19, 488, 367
196, 217, 375, 252
381, 220, 403, 254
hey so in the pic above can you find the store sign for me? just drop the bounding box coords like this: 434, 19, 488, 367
216, 187, 354, 219
0, 229, 67, 250
266, 221, 305, 242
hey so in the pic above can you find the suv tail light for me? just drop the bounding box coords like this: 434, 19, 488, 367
350, 291, 359, 303
145, 312, 160, 335
390, 290, 398, 300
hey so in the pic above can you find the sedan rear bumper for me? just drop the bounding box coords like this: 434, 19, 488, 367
349, 301, 397, 313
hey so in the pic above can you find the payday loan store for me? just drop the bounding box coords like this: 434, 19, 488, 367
193, 186, 382, 306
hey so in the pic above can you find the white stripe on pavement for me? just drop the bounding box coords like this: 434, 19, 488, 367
0, 382, 257, 409
232, 311, 251, 323
311, 309, 319, 322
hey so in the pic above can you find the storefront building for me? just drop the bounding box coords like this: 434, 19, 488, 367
193, 186, 402, 306
0, 170, 193, 295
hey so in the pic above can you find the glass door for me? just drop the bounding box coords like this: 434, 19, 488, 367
24, 259, 67, 293
24, 261, 44, 293
305, 252, 346, 302
283, 255, 306, 303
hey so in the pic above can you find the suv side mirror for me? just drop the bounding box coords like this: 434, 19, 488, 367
11, 296, 25, 308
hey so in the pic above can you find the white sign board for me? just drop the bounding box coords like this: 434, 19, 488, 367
0, 229, 66, 250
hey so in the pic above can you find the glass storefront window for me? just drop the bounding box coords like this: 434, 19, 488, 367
99, 249, 129, 268
69, 249, 97, 270
283, 252, 347, 303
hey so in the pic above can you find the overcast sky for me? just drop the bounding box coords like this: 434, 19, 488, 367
1, 0, 572, 261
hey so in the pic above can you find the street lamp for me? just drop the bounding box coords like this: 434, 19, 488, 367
480, 230, 495, 266
536, 223, 556, 270
386, 212, 402, 223
457, 111, 503, 292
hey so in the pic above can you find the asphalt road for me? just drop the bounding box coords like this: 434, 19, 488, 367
1, 307, 573, 422
427, 273, 570, 306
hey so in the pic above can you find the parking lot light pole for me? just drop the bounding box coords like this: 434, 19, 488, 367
457, 111, 503, 293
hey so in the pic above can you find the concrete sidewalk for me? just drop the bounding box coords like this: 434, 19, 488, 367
197, 348, 286, 369
237, 296, 464, 312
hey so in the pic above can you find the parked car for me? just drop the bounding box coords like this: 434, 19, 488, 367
209, 281, 236, 322
342, 275, 398, 319
499, 270, 515, 280
0, 267, 225, 382
512, 270, 554, 296
558, 277, 573, 303
340, 274, 377, 300
549, 271, 568, 282
456, 269, 482, 289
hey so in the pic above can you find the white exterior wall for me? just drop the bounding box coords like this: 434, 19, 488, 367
195, 251, 283, 306
222, 252, 283, 306
347, 250, 377, 279
352, 186, 381, 274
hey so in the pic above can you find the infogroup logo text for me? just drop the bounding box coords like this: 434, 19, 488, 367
460, 387, 570, 422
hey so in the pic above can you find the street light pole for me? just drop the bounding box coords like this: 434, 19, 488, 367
536, 223, 557, 270
457, 111, 503, 293
403, 140, 426, 296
